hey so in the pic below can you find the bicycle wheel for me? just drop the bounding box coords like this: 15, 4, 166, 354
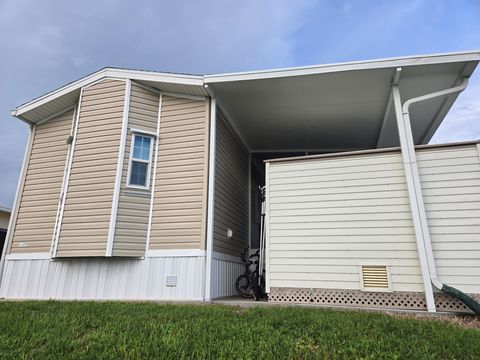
235, 274, 253, 298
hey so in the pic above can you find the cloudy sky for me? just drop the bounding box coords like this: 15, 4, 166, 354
0, 0, 479, 208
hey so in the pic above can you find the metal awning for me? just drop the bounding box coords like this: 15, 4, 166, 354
205, 51, 480, 151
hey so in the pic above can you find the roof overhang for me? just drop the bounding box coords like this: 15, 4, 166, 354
205, 50, 480, 151
12, 68, 207, 124
11, 51, 480, 151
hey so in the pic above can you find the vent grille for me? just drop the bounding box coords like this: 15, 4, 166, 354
361, 265, 389, 289
165, 275, 177, 287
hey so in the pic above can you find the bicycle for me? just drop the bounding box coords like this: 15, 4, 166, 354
235, 248, 265, 300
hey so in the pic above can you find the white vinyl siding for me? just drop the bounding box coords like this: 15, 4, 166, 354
417, 145, 480, 293
267, 151, 422, 292
266, 143, 480, 294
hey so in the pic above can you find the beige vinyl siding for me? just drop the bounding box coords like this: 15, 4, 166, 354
10, 109, 74, 253
56, 79, 125, 257
418, 144, 480, 293
0, 211, 10, 230
149, 96, 209, 250
213, 113, 249, 257
113, 83, 159, 257
267, 151, 423, 292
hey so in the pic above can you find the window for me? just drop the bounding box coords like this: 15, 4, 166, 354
127, 133, 153, 189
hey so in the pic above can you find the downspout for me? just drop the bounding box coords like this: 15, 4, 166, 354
402, 77, 480, 314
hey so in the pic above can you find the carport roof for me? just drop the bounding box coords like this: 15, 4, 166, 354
205, 51, 480, 151
11, 51, 480, 151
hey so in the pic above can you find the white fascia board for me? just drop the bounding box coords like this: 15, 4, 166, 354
12, 68, 204, 118
204, 50, 480, 83
105, 68, 203, 86
13, 69, 109, 117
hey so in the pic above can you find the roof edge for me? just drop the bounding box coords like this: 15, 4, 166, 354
204, 50, 480, 83
13, 67, 205, 118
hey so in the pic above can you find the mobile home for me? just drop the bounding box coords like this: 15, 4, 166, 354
2, 51, 480, 314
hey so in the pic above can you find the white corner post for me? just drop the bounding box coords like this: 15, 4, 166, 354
106, 79, 132, 257
204, 96, 216, 301
392, 77, 469, 313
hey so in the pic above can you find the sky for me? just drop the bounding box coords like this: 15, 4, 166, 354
0, 0, 479, 208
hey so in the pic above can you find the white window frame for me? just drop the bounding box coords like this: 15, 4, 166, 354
126, 132, 154, 190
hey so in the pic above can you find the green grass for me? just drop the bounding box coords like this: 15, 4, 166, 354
0, 302, 478, 359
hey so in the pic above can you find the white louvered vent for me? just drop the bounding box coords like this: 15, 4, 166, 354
360, 265, 390, 291
165, 275, 177, 287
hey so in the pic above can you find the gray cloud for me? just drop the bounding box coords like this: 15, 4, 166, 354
0, 0, 314, 207
0, 0, 478, 208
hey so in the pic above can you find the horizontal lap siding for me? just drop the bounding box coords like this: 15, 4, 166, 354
10, 110, 74, 253
113, 83, 159, 257
149, 96, 209, 250
213, 113, 249, 257
0, 212, 9, 230
418, 144, 480, 293
56, 80, 125, 257
267, 152, 423, 292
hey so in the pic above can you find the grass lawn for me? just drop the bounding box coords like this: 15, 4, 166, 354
0, 301, 478, 359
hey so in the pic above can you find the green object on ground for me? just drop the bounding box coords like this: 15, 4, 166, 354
0, 301, 478, 359
442, 284, 480, 315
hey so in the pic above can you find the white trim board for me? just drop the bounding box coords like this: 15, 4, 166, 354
13, 68, 205, 118
204, 97, 217, 301
204, 50, 480, 83
145, 92, 163, 253
129, 127, 158, 137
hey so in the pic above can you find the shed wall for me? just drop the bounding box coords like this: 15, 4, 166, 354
149, 96, 209, 250
418, 144, 480, 293
266, 143, 480, 294
10, 109, 74, 254
213, 112, 249, 257
56, 79, 126, 257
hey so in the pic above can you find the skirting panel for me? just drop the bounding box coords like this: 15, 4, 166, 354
210, 257, 244, 299
0, 256, 204, 301
268, 287, 480, 314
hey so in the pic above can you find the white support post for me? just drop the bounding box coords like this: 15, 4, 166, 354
392, 86, 436, 312
204, 97, 216, 301
264, 162, 271, 294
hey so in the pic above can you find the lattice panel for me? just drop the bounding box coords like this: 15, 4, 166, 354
268, 287, 479, 314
